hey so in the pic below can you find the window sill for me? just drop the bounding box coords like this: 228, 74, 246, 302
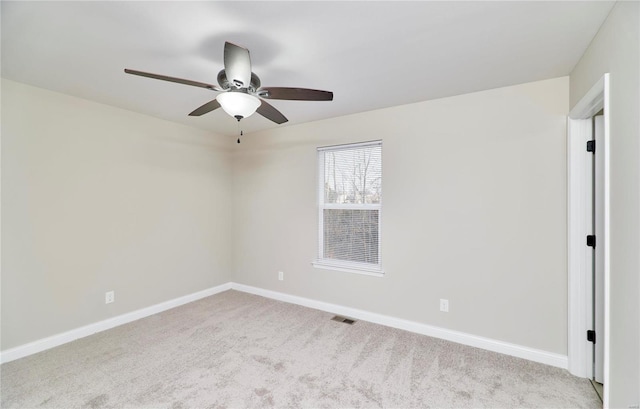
312, 261, 384, 277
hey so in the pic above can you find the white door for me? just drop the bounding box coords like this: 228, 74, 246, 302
593, 114, 605, 384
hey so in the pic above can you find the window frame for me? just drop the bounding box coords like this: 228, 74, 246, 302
312, 140, 383, 277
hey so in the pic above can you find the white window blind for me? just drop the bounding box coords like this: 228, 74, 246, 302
314, 141, 382, 275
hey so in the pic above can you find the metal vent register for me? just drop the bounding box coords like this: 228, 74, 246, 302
331, 316, 356, 325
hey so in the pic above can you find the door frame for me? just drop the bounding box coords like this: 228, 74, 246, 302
567, 73, 610, 405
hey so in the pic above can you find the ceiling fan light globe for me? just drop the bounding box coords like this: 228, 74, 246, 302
216, 92, 260, 119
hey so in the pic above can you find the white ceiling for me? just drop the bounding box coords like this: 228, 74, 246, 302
2, 1, 614, 137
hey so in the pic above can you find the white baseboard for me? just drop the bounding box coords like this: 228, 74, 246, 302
231, 283, 569, 369
0, 282, 232, 364
2, 281, 568, 370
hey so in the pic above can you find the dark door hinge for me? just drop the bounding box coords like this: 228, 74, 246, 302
586, 235, 596, 248
587, 330, 596, 344
587, 140, 596, 153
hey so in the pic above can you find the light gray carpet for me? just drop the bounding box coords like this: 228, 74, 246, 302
1, 290, 601, 408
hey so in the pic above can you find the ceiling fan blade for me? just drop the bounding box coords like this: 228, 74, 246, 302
188, 99, 221, 116
224, 42, 252, 89
124, 69, 222, 91
257, 100, 288, 124
258, 87, 333, 101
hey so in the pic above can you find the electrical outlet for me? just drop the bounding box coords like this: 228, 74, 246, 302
105, 291, 115, 304
278, 271, 284, 281
439, 299, 449, 312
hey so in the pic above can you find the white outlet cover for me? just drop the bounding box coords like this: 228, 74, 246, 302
440, 299, 449, 312
105, 291, 115, 304
278, 271, 284, 281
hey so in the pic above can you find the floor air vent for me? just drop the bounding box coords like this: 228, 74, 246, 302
331, 315, 356, 325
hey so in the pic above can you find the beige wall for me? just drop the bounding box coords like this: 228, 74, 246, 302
1, 76, 573, 366
233, 77, 569, 354
570, 2, 640, 406
1, 79, 233, 350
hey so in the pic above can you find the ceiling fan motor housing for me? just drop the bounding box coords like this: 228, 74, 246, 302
217, 69, 261, 93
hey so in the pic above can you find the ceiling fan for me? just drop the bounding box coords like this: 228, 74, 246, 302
125, 42, 333, 124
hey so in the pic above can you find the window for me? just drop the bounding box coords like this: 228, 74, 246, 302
313, 141, 382, 276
